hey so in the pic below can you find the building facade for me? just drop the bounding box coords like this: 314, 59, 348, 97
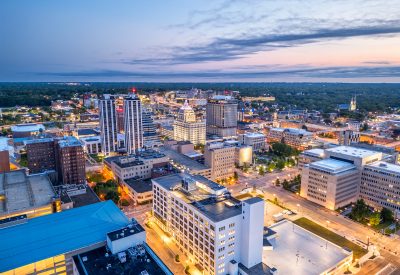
56, 137, 86, 185
124, 93, 143, 154
204, 142, 236, 181
152, 174, 265, 275
173, 101, 206, 145
239, 132, 266, 152
99, 95, 119, 155
206, 96, 238, 138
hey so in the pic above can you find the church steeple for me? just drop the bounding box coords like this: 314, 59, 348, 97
349, 94, 357, 111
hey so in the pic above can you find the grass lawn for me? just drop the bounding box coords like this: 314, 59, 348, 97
293, 217, 367, 260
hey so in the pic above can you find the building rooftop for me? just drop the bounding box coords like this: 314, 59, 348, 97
57, 136, 83, 148
74, 244, 172, 275
77, 128, 99, 137
114, 156, 145, 168
365, 161, 400, 174
24, 137, 54, 145
159, 146, 210, 171
124, 178, 153, 193
153, 173, 243, 222
302, 148, 325, 158
309, 159, 356, 174
263, 220, 352, 275
0, 201, 129, 273
243, 132, 266, 138
0, 170, 56, 216
11, 123, 45, 132
326, 146, 381, 158
107, 222, 145, 241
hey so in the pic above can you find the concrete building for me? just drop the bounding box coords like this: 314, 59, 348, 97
267, 127, 314, 150
159, 146, 212, 179
25, 138, 56, 174
160, 124, 174, 140
339, 129, 360, 145
80, 136, 101, 154
120, 178, 153, 205
99, 95, 119, 155
11, 123, 45, 138
56, 137, 86, 185
173, 100, 206, 145
298, 148, 325, 171
360, 161, 400, 216
301, 158, 360, 210
206, 96, 238, 138
0, 200, 171, 275
204, 141, 236, 181
239, 132, 266, 152
152, 173, 265, 275
124, 92, 143, 154
300, 146, 386, 210
111, 157, 152, 181
0, 169, 60, 220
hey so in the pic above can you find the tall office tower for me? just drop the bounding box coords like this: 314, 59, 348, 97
25, 138, 56, 173
56, 136, 86, 185
206, 96, 238, 138
124, 92, 143, 154
173, 100, 206, 145
142, 108, 160, 147
152, 173, 265, 275
99, 94, 119, 155
204, 141, 236, 181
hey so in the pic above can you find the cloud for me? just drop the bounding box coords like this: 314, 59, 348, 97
36, 65, 400, 80
124, 21, 400, 65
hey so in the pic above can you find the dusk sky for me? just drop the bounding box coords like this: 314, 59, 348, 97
1, 0, 400, 82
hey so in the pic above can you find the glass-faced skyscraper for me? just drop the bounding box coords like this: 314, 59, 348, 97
99, 94, 119, 155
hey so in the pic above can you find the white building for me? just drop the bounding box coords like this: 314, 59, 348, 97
99, 95, 119, 155
152, 173, 265, 275
124, 93, 143, 154
267, 127, 313, 150
235, 145, 253, 167
239, 132, 266, 152
80, 136, 102, 154
173, 100, 206, 145
298, 148, 325, 171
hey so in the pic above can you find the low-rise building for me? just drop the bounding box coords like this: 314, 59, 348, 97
11, 123, 45, 138
239, 132, 266, 152
298, 148, 325, 171
267, 127, 313, 150
152, 173, 265, 275
0, 169, 60, 220
80, 136, 102, 154
121, 178, 153, 205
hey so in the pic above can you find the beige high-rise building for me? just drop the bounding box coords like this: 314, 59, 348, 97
206, 96, 238, 138
204, 141, 236, 181
360, 161, 400, 216
174, 100, 206, 145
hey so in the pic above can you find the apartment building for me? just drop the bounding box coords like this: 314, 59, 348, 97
152, 173, 265, 275
360, 161, 400, 216
204, 142, 236, 181
56, 137, 86, 185
25, 138, 56, 173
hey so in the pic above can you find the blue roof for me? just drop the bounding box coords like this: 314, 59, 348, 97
0, 201, 129, 272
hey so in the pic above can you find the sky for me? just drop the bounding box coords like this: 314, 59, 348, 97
1, 0, 400, 82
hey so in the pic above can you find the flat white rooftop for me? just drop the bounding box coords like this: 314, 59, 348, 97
365, 161, 400, 174
302, 148, 325, 158
263, 220, 351, 275
326, 146, 380, 158
244, 132, 265, 138
309, 159, 355, 174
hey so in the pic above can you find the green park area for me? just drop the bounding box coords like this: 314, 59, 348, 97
293, 217, 367, 260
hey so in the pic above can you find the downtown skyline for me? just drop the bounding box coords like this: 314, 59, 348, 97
1, 0, 400, 82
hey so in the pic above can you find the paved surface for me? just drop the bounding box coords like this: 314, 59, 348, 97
234, 168, 400, 270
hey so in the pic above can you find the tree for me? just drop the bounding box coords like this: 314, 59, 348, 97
369, 212, 381, 226
233, 171, 239, 180
275, 179, 281, 186
258, 166, 265, 176
381, 207, 394, 222
268, 162, 276, 172
105, 190, 120, 204
350, 199, 369, 222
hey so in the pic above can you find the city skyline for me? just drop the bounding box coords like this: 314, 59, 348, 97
1, 0, 400, 82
